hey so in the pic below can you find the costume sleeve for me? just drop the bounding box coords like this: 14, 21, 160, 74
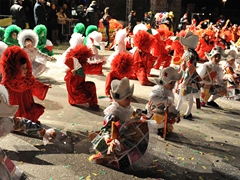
105, 72, 115, 97
31, 80, 49, 100
198, 63, 207, 79
216, 67, 225, 86
36, 48, 52, 60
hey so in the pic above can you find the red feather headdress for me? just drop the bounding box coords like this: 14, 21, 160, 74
134, 30, 156, 53
111, 52, 133, 76
65, 44, 93, 68
0, 46, 32, 84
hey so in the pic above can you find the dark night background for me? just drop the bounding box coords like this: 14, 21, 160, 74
0, 0, 240, 24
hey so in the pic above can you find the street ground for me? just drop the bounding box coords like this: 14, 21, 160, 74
1, 43, 240, 180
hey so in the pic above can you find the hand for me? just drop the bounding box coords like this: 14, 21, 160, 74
71, 69, 76, 76
107, 139, 117, 154
50, 57, 56, 61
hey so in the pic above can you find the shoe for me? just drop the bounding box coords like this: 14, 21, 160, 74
207, 101, 219, 108
200, 101, 206, 107
142, 81, 154, 86
157, 128, 164, 137
183, 113, 193, 120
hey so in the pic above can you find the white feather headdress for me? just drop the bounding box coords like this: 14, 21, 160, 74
18, 29, 39, 48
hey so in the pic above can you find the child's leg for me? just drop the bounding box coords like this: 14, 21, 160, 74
176, 96, 183, 112
185, 94, 193, 116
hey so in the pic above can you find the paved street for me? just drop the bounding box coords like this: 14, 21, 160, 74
1, 43, 240, 180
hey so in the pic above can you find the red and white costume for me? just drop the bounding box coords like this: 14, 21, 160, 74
64, 44, 99, 108
0, 46, 50, 122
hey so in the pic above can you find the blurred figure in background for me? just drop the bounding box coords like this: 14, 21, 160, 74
10, 0, 28, 29
84, 1, 101, 27
101, 7, 111, 47
128, 10, 137, 33
48, 3, 58, 45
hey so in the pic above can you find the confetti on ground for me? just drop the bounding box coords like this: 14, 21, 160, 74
189, 157, 194, 160
199, 176, 204, 180
202, 166, 206, 169
180, 162, 185, 166
86, 175, 91, 180
177, 157, 184, 161
100, 170, 106, 174
79, 176, 84, 180
49, 178, 53, 180
65, 164, 71, 168
92, 173, 97, 176
20, 161, 24, 164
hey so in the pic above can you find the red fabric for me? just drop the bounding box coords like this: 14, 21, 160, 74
131, 49, 156, 85
0, 46, 49, 122
152, 40, 171, 69
172, 40, 184, 58
84, 63, 103, 75
105, 71, 124, 97
64, 57, 98, 106
197, 38, 214, 60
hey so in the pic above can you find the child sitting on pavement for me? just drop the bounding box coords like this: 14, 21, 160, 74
89, 77, 149, 169
144, 67, 181, 136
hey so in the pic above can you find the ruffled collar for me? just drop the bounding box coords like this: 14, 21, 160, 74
104, 102, 133, 124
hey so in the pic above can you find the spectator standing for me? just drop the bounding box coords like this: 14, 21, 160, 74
23, 0, 35, 29
63, 3, 72, 19
128, 10, 137, 33
10, 0, 28, 29
143, 12, 150, 25
57, 7, 67, 43
177, 13, 189, 31
101, 7, 111, 47
77, 4, 87, 26
48, 3, 58, 45
148, 11, 155, 27
84, 1, 101, 27
34, 0, 49, 27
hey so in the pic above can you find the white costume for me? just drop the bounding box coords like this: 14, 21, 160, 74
86, 31, 107, 64
108, 29, 132, 62
57, 32, 85, 70
18, 29, 51, 78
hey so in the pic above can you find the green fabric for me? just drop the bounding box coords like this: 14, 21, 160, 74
76, 67, 85, 77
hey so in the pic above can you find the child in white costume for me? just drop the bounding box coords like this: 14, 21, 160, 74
145, 67, 181, 135
176, 31, 201, 120
0, 84, 56, 179
56, 23, 85, 70
17, 29, 55, 78
56, 32, 85, 69
89, 77, 149, 169
85, 31, 107, 74
199, 46, 227, 108
222, 49, 240, 100
108, 28, 132, 62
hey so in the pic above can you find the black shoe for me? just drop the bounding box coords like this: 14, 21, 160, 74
207, 101, 219, 108
183, 113, 193, 120
157, 128, 164, 137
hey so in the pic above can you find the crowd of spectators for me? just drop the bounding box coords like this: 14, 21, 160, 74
9, 0, 97, 45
